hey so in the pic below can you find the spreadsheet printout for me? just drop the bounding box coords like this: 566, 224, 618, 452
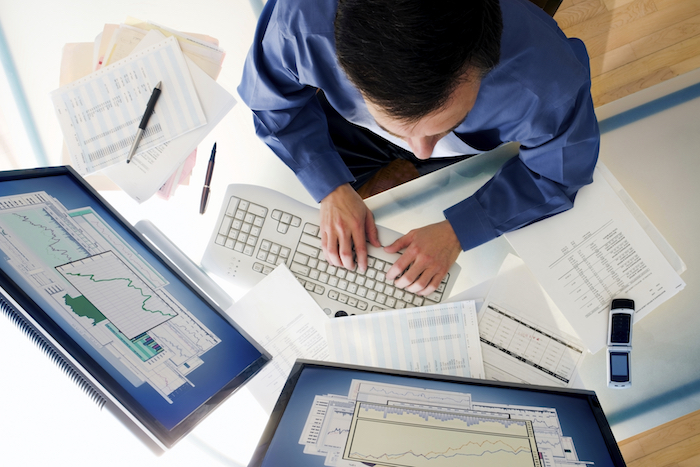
326, 301, 484, 379
51, 36, 206, 175
506, 165, 685, 353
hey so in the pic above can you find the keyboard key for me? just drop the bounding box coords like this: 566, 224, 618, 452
294, 252, 309, 265
328, 290, 339, 300
277, 223, 289, 234
225, 197, 239, 216
219, 216, 233, 235
248, 203, 268, 217
297, 242, 320, 258
280, 247, 291, 258
427, 291, 443, 302
271, 209, 282, 220
260, 240, 271, 251
303, 223, 320, 236
290, 263, 310, 276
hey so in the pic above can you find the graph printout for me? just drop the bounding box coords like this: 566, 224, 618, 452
0, 191, 220, 404
297, 379, 593, 467
51, 36, 206, 174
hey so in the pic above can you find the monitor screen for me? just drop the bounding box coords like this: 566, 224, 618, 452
0, 166, 269, 449
250, 360, 625, 467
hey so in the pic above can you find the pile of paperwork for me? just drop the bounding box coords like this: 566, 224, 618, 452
52, 20, 236, 202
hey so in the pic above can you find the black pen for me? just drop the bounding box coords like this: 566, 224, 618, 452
200, 143, 217, 214
126, 81, 162, 163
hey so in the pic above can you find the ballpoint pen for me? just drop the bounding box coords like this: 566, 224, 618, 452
200, 142, 217, 214
126, 81, 162, 164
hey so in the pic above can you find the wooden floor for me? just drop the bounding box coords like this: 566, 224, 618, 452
554, 0, 700, 107
617, 409, 700, 466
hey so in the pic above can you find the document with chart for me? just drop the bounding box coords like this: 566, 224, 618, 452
0, 191, 221, 403
297, 379, 593, 467
506, 165, 686, 353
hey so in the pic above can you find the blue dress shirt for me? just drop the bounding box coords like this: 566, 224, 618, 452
238, 0, 600, 252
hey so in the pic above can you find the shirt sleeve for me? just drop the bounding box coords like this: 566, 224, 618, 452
444, 40, 600, 252
237, 0, 355, 202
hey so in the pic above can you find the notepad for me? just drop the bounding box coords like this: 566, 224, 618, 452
51, 35, 206, 175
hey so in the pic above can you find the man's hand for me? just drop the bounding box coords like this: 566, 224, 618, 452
384, 220, 462, 296
320, 183, 381, 272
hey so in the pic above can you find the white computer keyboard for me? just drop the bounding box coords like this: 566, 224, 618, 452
201, 184, 460, 317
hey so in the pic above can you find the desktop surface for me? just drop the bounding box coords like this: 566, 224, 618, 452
1, 0, 699, 464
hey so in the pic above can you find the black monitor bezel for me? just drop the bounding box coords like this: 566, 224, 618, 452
0, 166, 270, 450
249, 359, 627, 466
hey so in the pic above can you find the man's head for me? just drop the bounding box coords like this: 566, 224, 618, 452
335, 0, 503, 158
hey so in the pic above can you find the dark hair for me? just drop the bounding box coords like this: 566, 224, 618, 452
335, 0, 503, 121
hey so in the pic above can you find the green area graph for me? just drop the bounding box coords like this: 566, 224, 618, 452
57, 251, 178, 339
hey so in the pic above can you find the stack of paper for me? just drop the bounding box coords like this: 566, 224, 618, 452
52, 20, 236, 202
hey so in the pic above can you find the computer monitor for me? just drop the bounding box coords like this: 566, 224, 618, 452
250, 360, 626, 466
0, 166, 270, 450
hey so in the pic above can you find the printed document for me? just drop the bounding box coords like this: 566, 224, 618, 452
100, 30, 236, 202
51, 36, 206, 175
506, 165, 685, 353
225, 264, 329, 414
326, 301, 484, 378
478, 256, 586, 387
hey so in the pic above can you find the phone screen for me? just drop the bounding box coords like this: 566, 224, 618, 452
610, 351, 630, 382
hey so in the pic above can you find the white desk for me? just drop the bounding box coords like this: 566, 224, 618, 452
1, 0, 699, 464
